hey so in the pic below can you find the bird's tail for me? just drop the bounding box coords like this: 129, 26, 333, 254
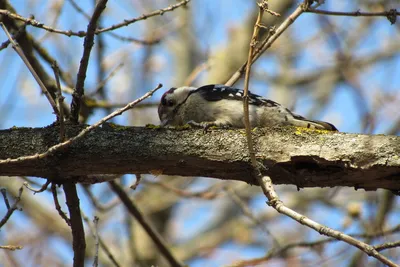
291, 114, 338, 131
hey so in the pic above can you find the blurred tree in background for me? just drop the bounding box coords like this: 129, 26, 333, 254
0, 0, 399, 266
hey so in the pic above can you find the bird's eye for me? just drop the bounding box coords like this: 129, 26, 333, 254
167, 99, 175, 106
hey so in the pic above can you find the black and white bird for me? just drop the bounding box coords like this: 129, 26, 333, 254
158, 84, 337, 131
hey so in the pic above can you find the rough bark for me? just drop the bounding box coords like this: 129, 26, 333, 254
0, 124, 399, 191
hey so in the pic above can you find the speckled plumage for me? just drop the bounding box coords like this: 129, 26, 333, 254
158, 84, 337, 131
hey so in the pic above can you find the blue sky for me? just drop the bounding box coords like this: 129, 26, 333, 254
2, 0, 399, 134
0, 0, 399, 266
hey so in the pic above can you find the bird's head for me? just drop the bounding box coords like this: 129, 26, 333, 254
158, 86, 196, 126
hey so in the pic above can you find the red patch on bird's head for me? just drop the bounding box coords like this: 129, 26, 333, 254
160, 87, 177, 105
158, 87, 177, 119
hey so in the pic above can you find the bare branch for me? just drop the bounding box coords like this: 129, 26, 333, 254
143, 180, 223, 200
89, 62, 124, 97
375, 240, 400, 252
242, 1, 265, 169
0, 84, 162, 166
306, 8, 399, 24
238, 2, 398, 266
183, 61, 211, 86
130, 174, 142, 190
109, 181, 185, 267
82, 213, 121, 267
95, 0, 191, 34
63, 183, 86, 267
0, 186, 23, 229
23, 180, 51, 194
227, 188, 281, 247
225, 3, 305, 86
0, 245, 23, 251
70, 0, 108, 122
0, 188, 10, 209
82, 186, 120, 212
0, 22, 26, 51
0, 0, 191, 38
259, 176, 397, 266
232, 223, 400, 266
52, 61, 66, 141
67, 0, 91, 20
51, 183, 71, 226
85, 101, 159, 109
92, 216, 99, 267
0, 23, 60, 118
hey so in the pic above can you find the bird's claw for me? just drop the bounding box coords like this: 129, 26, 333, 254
187, 121, 214, 133
187, 121, 231, 133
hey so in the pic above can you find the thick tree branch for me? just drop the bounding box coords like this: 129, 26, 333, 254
0, 126, 399, 191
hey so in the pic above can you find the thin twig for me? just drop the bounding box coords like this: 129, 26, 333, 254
63, 183, 86, 267
225, 3, 305, 86
92, 216, 99, 267
38, 0, 65, 42
0, 84, 162, 165
242, 1, 265, 169
31, 38, 75, 88
108, 32, 162, 45
82, 186, 120, 212
232, 225, 400, 267
260, 176, 397, 266
239, 0, 281, 254
231, 239, 329, 267
239, 2, 398, 266
67, 0, 164, 45
109, 181, 185, 267
130, 174, 142, 190
94, 2, 107, 114
375, 240, 400, 252
85, 100, 158, 109
144, 180, 223, 200
306, 8, 399, 24
52, 61, 66, 141
232, 237, 345, 267
82, 213, 122, 267
352, 224, 400, 239
0, 23, 26, 51
70, 0, 108, 122
0, 245, 23, 251
0, 187, 23, 229
0, 23, 60, 118
183, 61, 211, 86
51, 183, 71, 226
0, 1, 191, 37
89, 63, 124, 97
227, 188, 281, 247
1, 6, 73, 120
95, 0, 190, 34
23, 180, 51, 194
0, 188, 11, 209
67, 0, 91, 20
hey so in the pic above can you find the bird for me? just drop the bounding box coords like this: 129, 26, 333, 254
158, 84, 337, 131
